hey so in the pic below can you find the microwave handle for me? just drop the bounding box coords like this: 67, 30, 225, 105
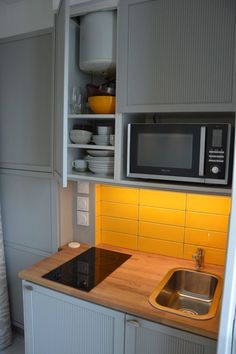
199, 127, 206, 177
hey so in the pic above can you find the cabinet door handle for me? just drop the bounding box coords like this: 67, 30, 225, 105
24, 285, 33, 291
126, 320, 140, 327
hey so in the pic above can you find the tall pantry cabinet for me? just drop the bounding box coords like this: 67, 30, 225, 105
0, 30, 58, 328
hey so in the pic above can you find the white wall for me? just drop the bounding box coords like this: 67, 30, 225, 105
0, 0, 54, 39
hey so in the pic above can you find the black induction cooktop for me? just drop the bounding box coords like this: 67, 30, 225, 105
43, 247, 131, 292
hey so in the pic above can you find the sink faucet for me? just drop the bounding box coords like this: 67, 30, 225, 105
192, 248, 204, 271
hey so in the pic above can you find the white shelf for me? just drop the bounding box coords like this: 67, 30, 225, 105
68, 114, 116, 119
68, 172, 114, 183
68, 144, 115, 150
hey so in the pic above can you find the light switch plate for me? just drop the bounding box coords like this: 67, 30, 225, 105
77, 196, 89, 211
77, 182, 90, 194
77, 211, 89, 226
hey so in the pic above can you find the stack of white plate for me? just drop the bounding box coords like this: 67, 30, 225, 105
86, 156, 114, 175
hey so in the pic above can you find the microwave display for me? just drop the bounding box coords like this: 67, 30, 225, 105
127, 123, 233, 185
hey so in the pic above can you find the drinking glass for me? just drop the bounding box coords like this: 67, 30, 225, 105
70, 86, 82, 114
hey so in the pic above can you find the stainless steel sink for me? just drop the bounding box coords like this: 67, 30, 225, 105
149, 268, 222, 320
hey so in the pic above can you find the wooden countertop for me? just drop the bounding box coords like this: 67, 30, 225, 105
19, 243, 224, 340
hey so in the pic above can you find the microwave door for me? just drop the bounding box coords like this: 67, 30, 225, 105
127, 123, 205, 182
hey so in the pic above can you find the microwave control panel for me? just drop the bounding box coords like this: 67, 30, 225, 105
205, 125, 230, 180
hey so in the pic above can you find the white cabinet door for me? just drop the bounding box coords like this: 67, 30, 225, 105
54, 0, 69, 187
23, 281, 125, 354
117, 0, 236, 113
125, 315, 216, 354
0, 31, 53, 172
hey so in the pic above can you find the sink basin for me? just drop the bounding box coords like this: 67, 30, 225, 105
149, 268, 222, 320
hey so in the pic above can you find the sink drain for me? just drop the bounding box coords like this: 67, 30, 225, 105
179, 308, 199, 316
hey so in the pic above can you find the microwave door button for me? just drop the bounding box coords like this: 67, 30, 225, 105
199, 127, 206, 177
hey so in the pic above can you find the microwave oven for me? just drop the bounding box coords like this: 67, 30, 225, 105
127, 123, 233, 185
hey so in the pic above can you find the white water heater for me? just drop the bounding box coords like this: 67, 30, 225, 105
79, 10, 117, 74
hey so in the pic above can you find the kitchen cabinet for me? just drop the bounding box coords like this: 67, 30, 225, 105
125, 315, 216, 354
54, 0, 118, 187
54, 0, 235, 195
23, 281, 125, 354
117, 0, 236, 113
0, 170, 58, 327
22, 281, 216, 354
0, 30, 53, 172
0, 29, 58, 328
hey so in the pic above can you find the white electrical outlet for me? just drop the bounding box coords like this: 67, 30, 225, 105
77, 182, 90, 194
77, 211, 89, 226
77, 196, 89, 211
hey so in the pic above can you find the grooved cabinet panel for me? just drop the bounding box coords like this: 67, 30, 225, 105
118, 0, 236, 112
23, 282, 125, 354
0, 32, 52, 170
125, 315, 216, 354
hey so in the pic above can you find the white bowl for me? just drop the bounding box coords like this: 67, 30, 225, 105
88, 163, 114, 175
86, 150, 114, 157
97, 126, 113, 135
70, 130, 92, 144
92, 135, 110, 146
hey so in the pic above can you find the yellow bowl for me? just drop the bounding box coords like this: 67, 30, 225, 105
88, 96, 115, 114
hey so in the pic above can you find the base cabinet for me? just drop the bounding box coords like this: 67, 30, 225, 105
23, 282, 216, 354
125, 315, 216, 354
23, 281, 125, 354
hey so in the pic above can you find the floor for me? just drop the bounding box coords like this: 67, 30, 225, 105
0, 334, 24, 354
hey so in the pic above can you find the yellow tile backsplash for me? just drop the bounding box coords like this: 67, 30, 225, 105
186, 194, 231, 215
183, 244, 226, 266
140, 189, 186, 210
139, 222, 184, 242
101, 216, 138, 235
102, 230, 137, 250
185, 228, 227, 249
186, 212, 229, 232
101, 201, 138, 220
138, 237, 183, 258
96, 185, 231, 266
100, 185, 139, 204
139, 206, 185, 226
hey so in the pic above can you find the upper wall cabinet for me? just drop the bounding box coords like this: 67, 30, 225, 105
0, 31, 53, 172
54, 0, 118, 187
117, 0, 236, 113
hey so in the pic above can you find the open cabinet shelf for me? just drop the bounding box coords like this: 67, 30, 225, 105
68, 114, 116, 119
68, 144, 115, 150
67, 172, 115, 182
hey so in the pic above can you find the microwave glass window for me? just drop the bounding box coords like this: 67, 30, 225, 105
212, 129, 222, 148
137, 133, 193, 169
